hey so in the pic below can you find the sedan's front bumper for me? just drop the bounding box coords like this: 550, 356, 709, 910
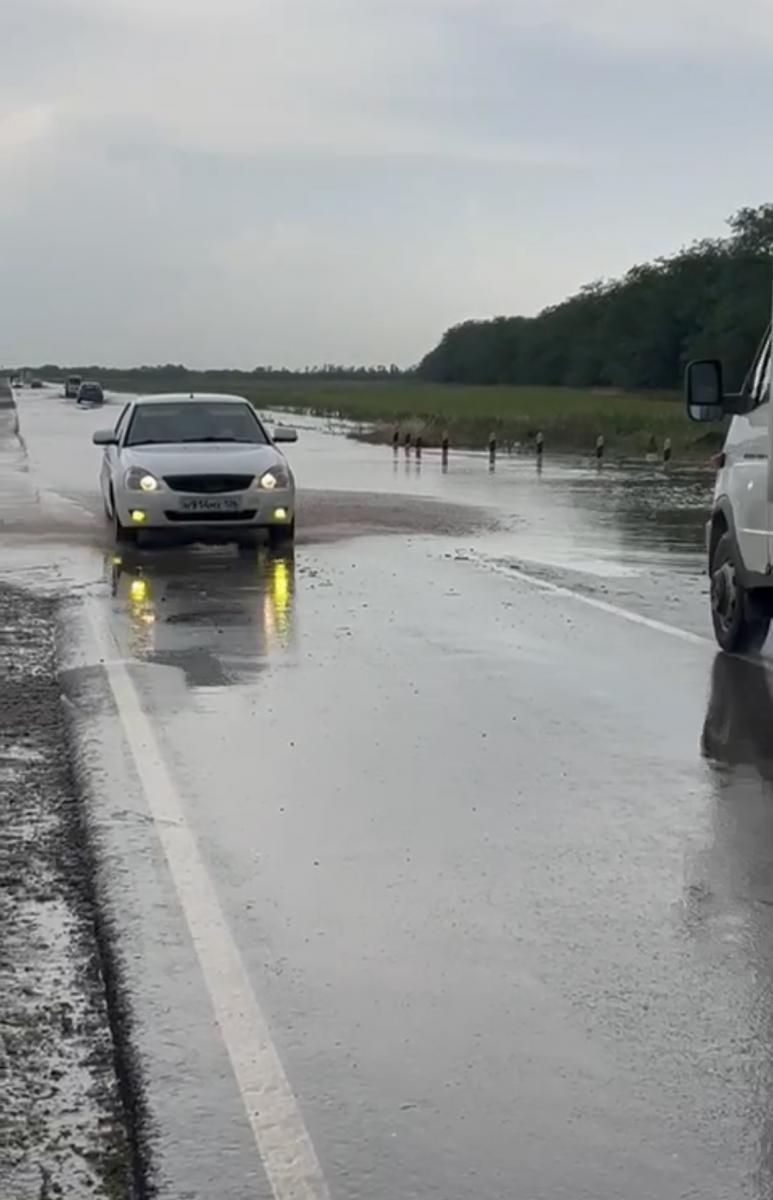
114, 487, 294, 533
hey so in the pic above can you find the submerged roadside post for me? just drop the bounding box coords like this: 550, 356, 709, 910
663, 436, 672, 464
536, 430, 544, 467
596, 433, 605, 465
441, 431, 449, 469
392, 427, 399, 453
404, 430, 412, 455
488, 431, 496, 470
415, 434, 422, 461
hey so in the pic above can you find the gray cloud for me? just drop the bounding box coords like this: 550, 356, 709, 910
1, 0, 772, 367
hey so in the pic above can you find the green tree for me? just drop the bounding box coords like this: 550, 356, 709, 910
418, 205, 773, 392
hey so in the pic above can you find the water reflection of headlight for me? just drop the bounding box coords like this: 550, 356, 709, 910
263, 556, 294, 646
130, 577, 149, 604
128, 574, 156, 627
273, 559, 290, 612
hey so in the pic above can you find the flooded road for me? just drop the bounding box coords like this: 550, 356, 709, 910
5, 386, 773, 1198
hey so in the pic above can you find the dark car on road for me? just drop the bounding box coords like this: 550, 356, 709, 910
77, 381, 105, 406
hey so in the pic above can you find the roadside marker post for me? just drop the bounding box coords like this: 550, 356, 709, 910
488, 432, 496, 469
441, 432, 449, 468
596, 434, 605, 463
663, 437, 672, 464
415, 434, 422, 461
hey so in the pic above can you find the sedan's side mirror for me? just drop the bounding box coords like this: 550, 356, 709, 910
685, 359, 726, 422
92, 429, 118, 446
273, 426, 298, 444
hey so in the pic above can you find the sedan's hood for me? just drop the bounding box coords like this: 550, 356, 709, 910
120, 442, 289, 478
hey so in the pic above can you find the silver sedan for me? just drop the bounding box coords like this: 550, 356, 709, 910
93, 393, 297, 546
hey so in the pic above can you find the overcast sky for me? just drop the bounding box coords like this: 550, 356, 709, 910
1, 0, 772, 368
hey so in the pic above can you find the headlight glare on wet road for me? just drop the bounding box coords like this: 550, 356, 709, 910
129, 578, 148, 602
273, 559, 290, 610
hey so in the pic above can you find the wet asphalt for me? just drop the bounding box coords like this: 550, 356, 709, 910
5, 386, 773, 1199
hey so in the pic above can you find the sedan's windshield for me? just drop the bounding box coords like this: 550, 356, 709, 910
125, 401, 268, 447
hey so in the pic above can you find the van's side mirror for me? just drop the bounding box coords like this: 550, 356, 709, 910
272, 426, 298, 444
92, 429, 117, 446
686, 359, 725, 422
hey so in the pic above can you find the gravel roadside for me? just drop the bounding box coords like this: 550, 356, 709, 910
0, 583, 137, 1198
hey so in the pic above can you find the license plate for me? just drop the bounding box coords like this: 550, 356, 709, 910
179, 497, 240, 514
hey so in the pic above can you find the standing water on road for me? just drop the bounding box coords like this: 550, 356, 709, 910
4, 387, 764, 1200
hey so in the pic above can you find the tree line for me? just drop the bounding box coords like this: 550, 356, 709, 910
22, 362, 406, 384
418, 205, 773, 391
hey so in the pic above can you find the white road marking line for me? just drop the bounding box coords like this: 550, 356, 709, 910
86, 600, 331, 1200
470, 556, 713, 648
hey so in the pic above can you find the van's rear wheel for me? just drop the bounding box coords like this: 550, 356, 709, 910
710, 531, 770, 652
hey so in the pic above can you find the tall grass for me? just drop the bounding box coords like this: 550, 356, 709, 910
239, 380, 712, 458
53, 368, 712, 457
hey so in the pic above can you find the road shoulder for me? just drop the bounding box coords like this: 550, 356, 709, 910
0, 584, 137, 1199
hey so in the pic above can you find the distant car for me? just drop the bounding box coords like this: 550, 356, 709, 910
30, 379, 43, 389
77, 381, 104, 406
64, 375, 82, 399
92, 392, 297, 547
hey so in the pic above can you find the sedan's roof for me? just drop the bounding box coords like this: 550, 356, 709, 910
133, 392, 250, 405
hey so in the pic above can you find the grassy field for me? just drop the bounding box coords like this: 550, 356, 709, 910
238, 380, 711, 459
43, 370, 713, 458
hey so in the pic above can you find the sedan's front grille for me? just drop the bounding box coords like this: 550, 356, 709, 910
164, 474, 254, 494
164, 510, 257, 523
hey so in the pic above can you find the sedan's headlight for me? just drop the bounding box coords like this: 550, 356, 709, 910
258, 467, 289, 490
125, 468, 161, 492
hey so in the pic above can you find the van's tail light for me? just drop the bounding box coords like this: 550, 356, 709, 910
711, 451, 726, 469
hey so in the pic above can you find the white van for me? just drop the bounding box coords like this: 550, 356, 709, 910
687, 327, 773, 651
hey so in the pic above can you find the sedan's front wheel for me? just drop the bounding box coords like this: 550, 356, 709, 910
268, 520, 295, 549
114, 507, 138, 546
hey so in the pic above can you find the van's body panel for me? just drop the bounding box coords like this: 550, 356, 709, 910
717, 404, 770, 574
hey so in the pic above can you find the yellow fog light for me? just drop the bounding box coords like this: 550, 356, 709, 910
273, 507, 288, 521
131, 510, 147, 523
